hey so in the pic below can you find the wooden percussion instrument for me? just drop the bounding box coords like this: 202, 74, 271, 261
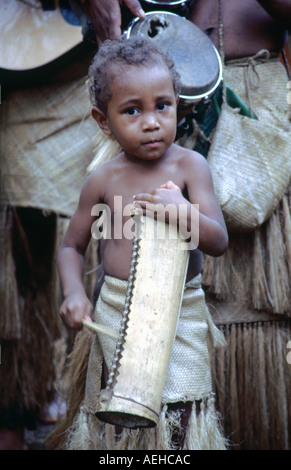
95, 215, 190, 428
125, 12, 222, 111
121, 0, 194, 31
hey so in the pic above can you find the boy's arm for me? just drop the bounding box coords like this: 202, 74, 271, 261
133, 151, 228, 257
58, 171, 104, 329
182, 151, 228, 256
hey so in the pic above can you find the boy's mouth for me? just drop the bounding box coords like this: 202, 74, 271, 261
142, 139, 162, 149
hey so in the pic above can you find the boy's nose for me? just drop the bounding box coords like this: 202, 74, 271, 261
142, 112, 160, 131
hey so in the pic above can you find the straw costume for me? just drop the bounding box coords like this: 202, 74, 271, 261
200, 51, 291, 450
48, 274, 226, 450
203, 52, 291, 313
0, 1, 97, 435
171, 5, 291, 447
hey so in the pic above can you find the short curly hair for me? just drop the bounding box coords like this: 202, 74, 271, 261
88, 36, 181, 112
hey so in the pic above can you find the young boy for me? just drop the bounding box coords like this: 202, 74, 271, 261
56, 36, 228, 450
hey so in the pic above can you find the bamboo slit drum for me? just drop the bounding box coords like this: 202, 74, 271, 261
95, 215, 190, 428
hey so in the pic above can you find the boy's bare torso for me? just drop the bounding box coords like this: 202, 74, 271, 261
98, 145, 202, 281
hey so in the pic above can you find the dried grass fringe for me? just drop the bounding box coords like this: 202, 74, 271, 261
45, 328, 93, 450
0, 206, 21, 339
212, 320, 291, 450
202, 189, 291, 316
87, 128, 121, 173
48, 320, 291, 451
64, 394, 226, 450
1, 208, 62, 409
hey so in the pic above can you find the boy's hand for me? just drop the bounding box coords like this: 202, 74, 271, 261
133, 180, 188, 221
60, 293, 93, 330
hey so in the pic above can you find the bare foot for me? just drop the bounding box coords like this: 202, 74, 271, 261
39, 396, 66, 425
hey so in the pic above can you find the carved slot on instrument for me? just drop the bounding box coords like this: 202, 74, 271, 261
104, 234, 141, 392
147, 18, 169, 38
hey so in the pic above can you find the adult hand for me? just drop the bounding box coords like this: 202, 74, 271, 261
82, 0, 145, 45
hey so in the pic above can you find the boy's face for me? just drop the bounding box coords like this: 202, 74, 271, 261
93, 63, 178, 161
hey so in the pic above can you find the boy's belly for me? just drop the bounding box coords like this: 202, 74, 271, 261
103, 238, 202, 282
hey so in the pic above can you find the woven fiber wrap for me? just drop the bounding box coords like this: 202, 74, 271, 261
1, 76, 96, 216
207, 56, 291, 232
56, 275, 226, 450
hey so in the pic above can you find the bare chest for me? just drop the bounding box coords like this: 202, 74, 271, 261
104, 165, 186, 209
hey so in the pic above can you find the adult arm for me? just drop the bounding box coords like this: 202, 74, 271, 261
80, 0, 145, 44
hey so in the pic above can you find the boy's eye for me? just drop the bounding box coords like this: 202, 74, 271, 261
126, 107, 139, 115
157, 103, 168, 111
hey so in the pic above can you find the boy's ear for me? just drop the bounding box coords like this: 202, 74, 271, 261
91, 106, 112, 136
